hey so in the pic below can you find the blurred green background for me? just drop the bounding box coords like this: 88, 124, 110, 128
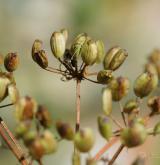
0, 0, 160, 164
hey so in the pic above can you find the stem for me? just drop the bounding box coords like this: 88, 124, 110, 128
93, 137, 119, 161
110, 115, 123, 129
38, 159, 43, 165
108, 144, 124, 165
44, 68, 66, 75
0, 103, 13, 109
118, 102, 127, 127
86, 72, 98, 76
0, 118, 28, 165
75, 79, 81, 132
83, 76, 101, 84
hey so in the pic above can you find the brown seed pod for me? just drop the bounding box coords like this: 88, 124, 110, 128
147, 96, 160, 115
36, 105, 52, 128
4, 53, 19, 72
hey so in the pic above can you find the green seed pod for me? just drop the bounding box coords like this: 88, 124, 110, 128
72, 152, 81, 165
8, 84, 19, 103
71, 33, 88, 57
40, 130, 58, 154
95, 40, 105, 63
128, 116, 146, 127
23, 130, 37, 146
102, 88, 112, 116
4, 53, 19, 72
154, 122, 160, 135
86, 158, 97, 165
81, 40, 98, 65
132, 156, 145, 165
147, 96, 160, 115
15, 96, 37, 121
60, 29, 68, 42
103, 46, 128, 71
32, 39, 43, 57
123, 99, 139, 114
36, 105, 52, 128
108, 77, 130, 101
121, 123, 147, 148
56, 121, 74, 140
74, 128, 94, 152
97, 115, 112, 141
134, 72, 158, 98
50, 32, 66, 59
97, 70, 113, 84
15, 121, 31, 138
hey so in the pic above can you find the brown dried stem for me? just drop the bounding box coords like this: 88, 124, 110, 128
0, 103, 13, 109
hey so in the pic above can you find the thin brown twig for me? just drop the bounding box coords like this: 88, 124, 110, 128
75, 79, 81, 132
44, 68, 66, 75
118, 102, 127, 127
108, 144, 124, 165
93, 137, 119, 161
83, 76, 101, 84
110, 115, 123, 129
86, 72, 98, 76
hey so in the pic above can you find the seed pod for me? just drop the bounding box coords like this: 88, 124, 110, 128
128, 116, 146, 127
144, 63, 158, 75
81, 40, 98, 65
23, 130, 37, 146
95, 40, 105, 63
123, 100, 139, 114
8, 84, 19, 103
72, 152, 81, 165
33, 50, 48, 69
15, 121, 31, 138
121, 123, 147, 148
74, 128, 94, 152
56, 121, 74, 140
86, 158, 97, 165
132, 156, 145, 165
60, 29, 68, 42
97, 115, 112, 141
0, 73, 14, 102
29, 138, 45, 160
32, 39, 43, 57
50, 32, 66, 59
134, 72, 158, 98
148, 49, 160, 64
97, 70, 113, 84
102, 88, 112, 116
15, 96, 37, 121
147, 96, 160, 115
36, 105, 52, 128
71, 33, 88, 57
4, 53, 19, 72
40, 130, 58, 154
103, 46, 128, 71
108, 77, 130, 101
154, 122, 160, 135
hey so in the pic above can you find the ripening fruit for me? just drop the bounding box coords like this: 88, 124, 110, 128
70, 33, 88, 57
81, 40, 98, 65
36, 105, 52, 128
144, 63, 158, 75
103, 46, 128, 71
97, 115, 112, 141
97, 70, 113, 84
148, 49, 160, 64
40, 130, 58, 154
56, 121, 74, 140
95, 40, 105, 63
23, 130, 37, 145
123, 99, 139, 114
15, 96, 37, 121
4, 53, 19, 72
134, 72, 158, 98
121, 123, 147, 148
50, 32, 66, 59
102, 88, 112, 116
32, 39, 43, 57
60, 29, 68, 42
154, 122, 160, 135
8, 84, 19, 103
108, 77, 130, 101
74, 128, 94, 152
147, 96, 160, 115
